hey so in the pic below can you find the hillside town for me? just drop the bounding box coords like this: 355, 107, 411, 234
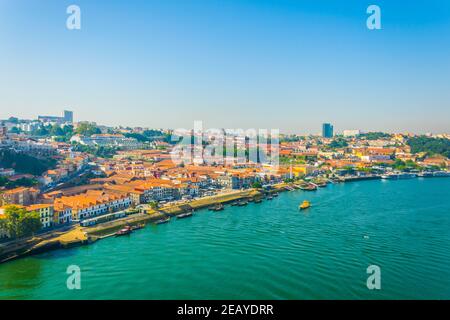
1, 112, 449, 241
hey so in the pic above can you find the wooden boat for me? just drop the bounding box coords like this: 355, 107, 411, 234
418, 172, 434, 178
115, 226, 132, 236
155, 217, 170, 224
211, 204, 224, 211
299, 184, 317, 191
131, 224, 145, 230
299, 200, 311, 210
314, 181, 327, 187
177, 212, 193, 219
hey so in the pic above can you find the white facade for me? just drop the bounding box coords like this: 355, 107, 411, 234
74, 196, 132, 220
70, 134, 141, 149
343, 130, 361, 137
360, 155, 391, 162
56, 208, 73, 225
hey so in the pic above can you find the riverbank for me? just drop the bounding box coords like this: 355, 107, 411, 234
0, 187, 269, 264
0, 226, 88, 264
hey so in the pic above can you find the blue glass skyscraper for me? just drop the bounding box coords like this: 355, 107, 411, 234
322, 123, 334, 138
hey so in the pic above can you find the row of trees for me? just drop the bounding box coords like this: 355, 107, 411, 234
31, 123, 101, 137
13, 123, 102, 142
0, 206, 42, 239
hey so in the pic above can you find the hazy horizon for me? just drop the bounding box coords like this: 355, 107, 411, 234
1, 0, 450, 134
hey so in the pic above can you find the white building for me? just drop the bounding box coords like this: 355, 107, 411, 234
55, 191, 132, 221
360, 155, 392, 162
70, 134, 141, 149
0, 168, 15, 177
343, 130, 361, 137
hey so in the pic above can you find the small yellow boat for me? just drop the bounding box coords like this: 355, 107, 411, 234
299, 200, 311, 210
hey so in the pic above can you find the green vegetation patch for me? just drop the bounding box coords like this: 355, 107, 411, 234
407, 136, 450, 158
0, 149, 57, 176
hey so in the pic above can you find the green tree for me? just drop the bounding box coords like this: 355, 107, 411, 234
362, 132, 391, 140
2, 206, 22, 239
19, 211, 42, 237
9, 127, 22, 134
50, 124, 64, 136
148, 201, 159, 209
0, 149, 56, 175
71, 144, 117, 158
393, 159, 406, 170
124, 133, 149, 142
75, 123, 101, 136
0, 216, 6, 236
328, 138, 348, 149
407, 136, 450, 158
1, 206, 42, 239
0, 176, 9, 187
32, 126, 48, 136
0, 177, 38, 189
251, 181, 263, 188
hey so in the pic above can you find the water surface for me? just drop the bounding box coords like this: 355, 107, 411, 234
1, 178, 449, 299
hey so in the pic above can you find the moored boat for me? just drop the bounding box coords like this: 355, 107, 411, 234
381, 173, 399, 179
299, 184, 317, 191
382, 172, 416, 179
115, 226, 132, 236
254, 198, 262, 203
154, 216, 170, 224
398, 173, 416, 179
131, 224, 145, 230
433, 171, 450, 177
177, 212, 193, 219
315, 181, 327, 187
212, 204, 224, 211
418, 172, 434, 178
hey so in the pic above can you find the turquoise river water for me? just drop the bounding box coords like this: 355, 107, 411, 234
1, 178, 450, 299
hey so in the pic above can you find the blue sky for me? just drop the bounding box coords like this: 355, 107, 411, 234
1, 0, 449, 133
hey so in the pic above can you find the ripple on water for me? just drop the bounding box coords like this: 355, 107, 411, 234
1, 178, 450, 299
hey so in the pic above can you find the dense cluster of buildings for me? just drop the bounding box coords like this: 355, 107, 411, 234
38, 110, 73, 124
1, 117, 449, 240
0, 110, 74, 135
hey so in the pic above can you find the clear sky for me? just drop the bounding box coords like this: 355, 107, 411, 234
1, 0, 449, 134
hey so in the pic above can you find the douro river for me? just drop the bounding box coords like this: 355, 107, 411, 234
1, 178, 449, 299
